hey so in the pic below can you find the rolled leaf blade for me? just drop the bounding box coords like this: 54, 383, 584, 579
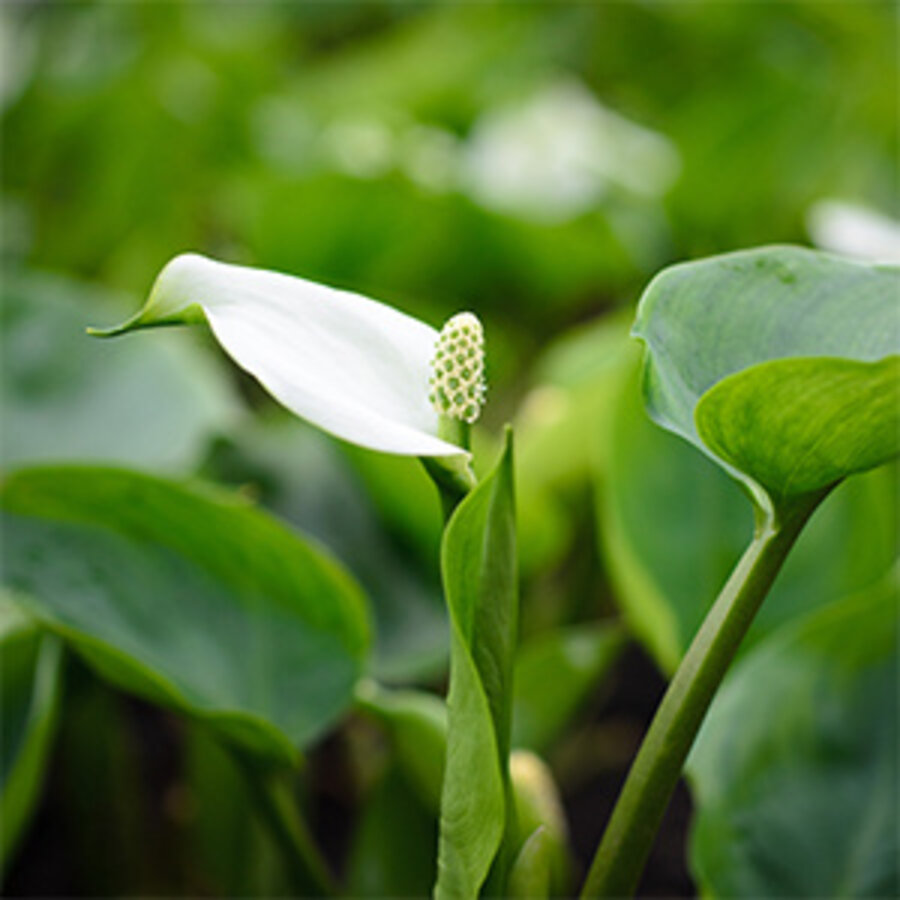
435, 431, 517, 899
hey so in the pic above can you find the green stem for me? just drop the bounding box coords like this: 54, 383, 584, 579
233, 754, 338, 897
421, 419, 476, 522
580, 488, 830, 899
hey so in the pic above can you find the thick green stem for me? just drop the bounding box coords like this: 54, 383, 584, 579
581, 489, 830, 898
233, 754, 338, 897
421, 419, 476, 522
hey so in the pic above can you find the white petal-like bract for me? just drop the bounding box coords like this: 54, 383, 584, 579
107, 254, 467, 458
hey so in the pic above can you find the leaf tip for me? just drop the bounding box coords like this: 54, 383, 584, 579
85, 322, 127, 338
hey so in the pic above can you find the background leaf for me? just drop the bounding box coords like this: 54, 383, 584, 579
345, 765, 438, 898
0, 466, 370, 762
687, 577, 899, 897
0, 602, 62, 872
355, 682, 447, 814
512, 622, 625, 753
435, 432, 517, 899
182, 722, 290, 895
1, 271, 240, 472
633, 246, 899, 506
201, 415, 447, 682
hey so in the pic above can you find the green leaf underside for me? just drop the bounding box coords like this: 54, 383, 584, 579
697, 355, 900, 505
634, 246, 900, 506
436, 432, 517, 900
0, 467, 370, 762
0, 612, 63, 870
598, 364, 898, 673
688, 579, 899, 897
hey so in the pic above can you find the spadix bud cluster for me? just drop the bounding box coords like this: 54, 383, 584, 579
428, 312, 487, 424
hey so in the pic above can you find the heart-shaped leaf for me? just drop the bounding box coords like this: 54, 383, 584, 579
202, 415, 447, 682
597, 364, 898, 673
0, 466, 370, 763
633, 246, 899, 511
435, 431, 517, 900
0, 602, 63, 872
687, 578, 899, 897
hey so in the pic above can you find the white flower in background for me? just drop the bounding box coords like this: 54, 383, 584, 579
399, 124, 461, 194
248, 76, 678, 223
0, 5, 36, 113
807, 199, 900, 264
91, 254, 478, 459
462, 77, 680, 223
321, 115, 395, 179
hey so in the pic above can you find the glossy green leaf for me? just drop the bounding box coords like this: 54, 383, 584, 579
202, 414, 447, 682
0, 601, 63, 872
0, 466, 370, 763
633, 246, 900, 509
697, 355, 900, 506
598, 363, 898, 673
512, 622, 625, 752
1, 271, 240, 471
435, 431, 517, 900
687, 578, 899, 897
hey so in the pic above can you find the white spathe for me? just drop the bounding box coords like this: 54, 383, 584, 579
132, 254, 467, 458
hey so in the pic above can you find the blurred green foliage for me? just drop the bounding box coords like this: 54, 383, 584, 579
3, 1, 895, 351
1, 2, 897, 896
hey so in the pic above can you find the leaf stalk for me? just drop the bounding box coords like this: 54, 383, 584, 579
233, 752, 338, 897
580, 487, 832, 898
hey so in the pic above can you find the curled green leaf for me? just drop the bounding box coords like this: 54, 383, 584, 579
633, 245, 900, 513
